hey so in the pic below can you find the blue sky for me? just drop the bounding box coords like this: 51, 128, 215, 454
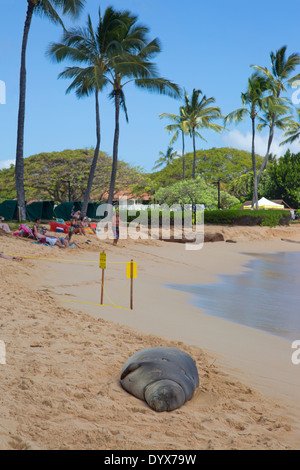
1, 0, 300, 173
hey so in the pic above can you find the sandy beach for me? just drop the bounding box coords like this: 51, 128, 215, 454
1, 223, 300, 450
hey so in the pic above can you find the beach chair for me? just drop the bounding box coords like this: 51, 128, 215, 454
14, 224, 35, 239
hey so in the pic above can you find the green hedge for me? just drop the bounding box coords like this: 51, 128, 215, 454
204, 209, 291, 227
118, 209, 291, 227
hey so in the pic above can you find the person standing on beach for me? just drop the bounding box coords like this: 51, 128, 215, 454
112, 209, 120, 246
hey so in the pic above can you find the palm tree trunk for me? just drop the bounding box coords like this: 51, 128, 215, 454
257, 120, 275, 186
81, 89, 101, 217
15, 1, 35, 220
181, 130, 185, 180
192, 129, 196, 179
107, 90, 120, 214
251, 117, 259, 209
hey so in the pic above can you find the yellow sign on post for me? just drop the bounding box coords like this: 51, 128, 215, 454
126, 261, 137, 279
100, 252, 106, 269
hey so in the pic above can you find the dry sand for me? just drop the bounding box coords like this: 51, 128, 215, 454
0, 223, 300, 450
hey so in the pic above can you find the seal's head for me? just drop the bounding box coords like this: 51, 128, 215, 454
144, 379, 185, 412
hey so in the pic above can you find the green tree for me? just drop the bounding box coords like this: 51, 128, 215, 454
0, 149, 149, 204
229, 170, 271, 202
182, 89, 223, 179
225, 73, 268, 209
154, 176, 240, 209
264, 150, 300, 208
252, 45, 300, 182
48, 7, 125, 216
15, 0, 85, 220
148, 147, 264, 192
153, 146, 179, 170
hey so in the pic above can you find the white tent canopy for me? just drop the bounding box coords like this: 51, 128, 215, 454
244, 197, 284, 210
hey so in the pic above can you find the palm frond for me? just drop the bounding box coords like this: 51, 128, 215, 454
34, 0, 85, 26
134, 77, 181, 99
224, 107, 248, 125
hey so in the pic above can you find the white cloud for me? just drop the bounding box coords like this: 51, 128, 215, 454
222, 129, 300, 158
0, 159, 15, 170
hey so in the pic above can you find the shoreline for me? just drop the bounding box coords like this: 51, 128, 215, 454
41, 236, 300, 407
1, 224, 300, 449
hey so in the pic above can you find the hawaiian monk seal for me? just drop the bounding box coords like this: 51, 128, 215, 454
120, 347, 199, 412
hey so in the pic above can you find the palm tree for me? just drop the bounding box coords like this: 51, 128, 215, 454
280, 108, 300, 145
159, 107, 189, 180
182, 89, 223, 179
48, 8, 125, 217
16, 0, 85, 220
256, 96, 294, 183
103, 11, 181, 211
152, 146, 179, 170
251, 45, 300, 181
225, 73, 268, 209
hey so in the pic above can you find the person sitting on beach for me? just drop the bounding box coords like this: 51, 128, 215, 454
32, 218, 42, 239
71, 217, 85, 236
71, 205, 81, 220
0, 217, 11, 233
33, 224, 65, 248
80, 216, 96, 234
43, 235, 65, 248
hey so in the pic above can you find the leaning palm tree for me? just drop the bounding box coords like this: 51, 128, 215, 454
152, 146, 179, 170
104, 11, 181, 210
48, 8, 126, 217
251, 45, 300, 181
16, 0, 85, 220
159, 107, 189, 180
182, 89, 223, 179
225, 73, 268, 209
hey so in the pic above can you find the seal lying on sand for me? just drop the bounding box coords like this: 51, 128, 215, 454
120, 346, 199, 412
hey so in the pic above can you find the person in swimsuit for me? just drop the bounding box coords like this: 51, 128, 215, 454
0, 251, 22, 261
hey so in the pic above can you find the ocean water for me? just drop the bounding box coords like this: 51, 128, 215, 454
167, 251, 300, 340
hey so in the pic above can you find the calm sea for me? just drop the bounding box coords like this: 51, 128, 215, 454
167, 251, 300, 340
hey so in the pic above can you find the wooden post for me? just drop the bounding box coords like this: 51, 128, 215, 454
100, 251, 106, 305
101, 266, 105, 305
130, 259, 133, 310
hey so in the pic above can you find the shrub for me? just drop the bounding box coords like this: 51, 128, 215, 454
119, 208, 290, 228
204, 209, 290, 227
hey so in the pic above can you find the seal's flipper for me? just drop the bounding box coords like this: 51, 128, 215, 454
120, 362, 141, 380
